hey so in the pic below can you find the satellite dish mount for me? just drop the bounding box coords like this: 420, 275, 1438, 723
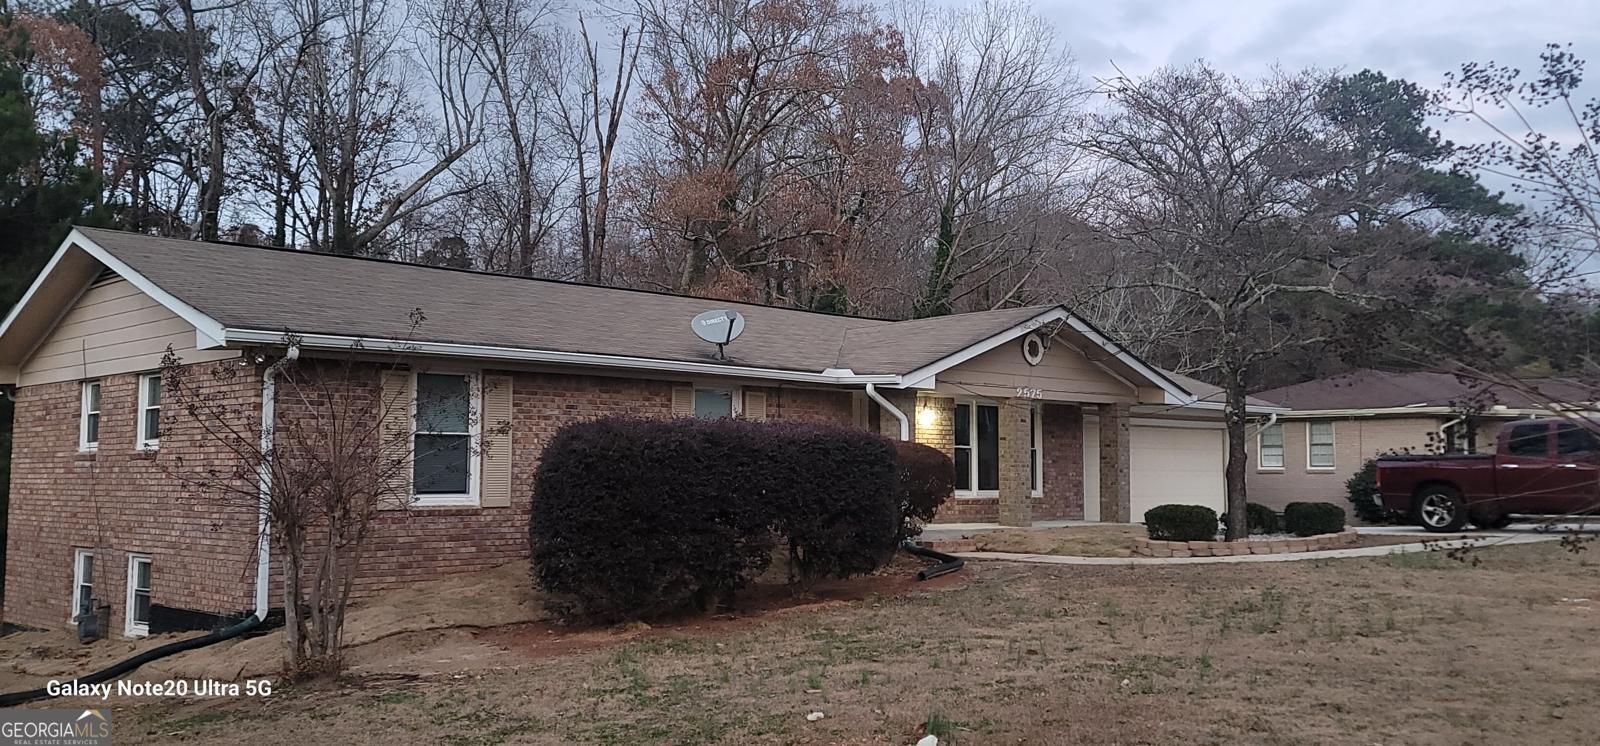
691, 310, 746, 360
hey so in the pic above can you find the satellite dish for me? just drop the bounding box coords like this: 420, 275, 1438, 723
691, 310, 745, 359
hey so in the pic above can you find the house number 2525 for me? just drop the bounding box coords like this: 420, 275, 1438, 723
1015, 387, 1043, 399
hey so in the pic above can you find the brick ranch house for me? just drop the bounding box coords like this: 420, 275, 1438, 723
0, 227, 1278, 636
1247, 369, 1593, 513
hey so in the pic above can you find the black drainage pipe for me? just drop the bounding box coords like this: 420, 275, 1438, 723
903, 541, 965, 581
0, 614, 263, 707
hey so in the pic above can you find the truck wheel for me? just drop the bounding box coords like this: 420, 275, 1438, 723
1414, 487, 1468, 532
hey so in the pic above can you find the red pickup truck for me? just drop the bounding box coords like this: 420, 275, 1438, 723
1376, 418, 1600, 532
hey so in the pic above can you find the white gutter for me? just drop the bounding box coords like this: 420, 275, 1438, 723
221, 329, 900, 387
253, 344, 300, 620
865, 382, 909, 441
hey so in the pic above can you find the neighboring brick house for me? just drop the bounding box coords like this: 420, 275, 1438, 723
0, 227, 1272, 635
1246, 370, 1593, 512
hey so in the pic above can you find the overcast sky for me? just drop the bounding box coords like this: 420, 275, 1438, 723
1043, 0, 1600, 85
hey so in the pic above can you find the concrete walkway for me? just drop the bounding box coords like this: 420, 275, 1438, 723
953, 531, 1561, 566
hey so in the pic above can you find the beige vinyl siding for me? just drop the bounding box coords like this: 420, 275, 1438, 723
19, 278, 235, 386
936, 338, 1136, 403
1243, 415, 1510, 512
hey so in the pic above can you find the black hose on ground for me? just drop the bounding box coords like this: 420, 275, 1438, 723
0, 614, 263, 707
903, 541, 965, 581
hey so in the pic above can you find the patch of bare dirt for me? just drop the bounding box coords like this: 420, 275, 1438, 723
972, 524, 1140, 556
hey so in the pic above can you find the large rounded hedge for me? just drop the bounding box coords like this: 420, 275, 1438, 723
529, 416, 915, 623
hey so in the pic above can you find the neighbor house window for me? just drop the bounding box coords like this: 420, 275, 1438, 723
125, 554, 151, 637
953, 401, 1000, 493
693, 387, 734, 419
1258, 423, 1284, 469
72, 549, 94, 620
79, 381, 101, 451
1307, 421, 1335, 469
136, 373, 161, 449
413, 372, 478, 505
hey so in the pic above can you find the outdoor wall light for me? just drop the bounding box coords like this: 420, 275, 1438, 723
917, 407, 939, 429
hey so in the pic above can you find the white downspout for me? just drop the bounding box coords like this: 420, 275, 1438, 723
865, 382, 909, 441
254, 345, 299, 621
1438, 416, 1465, 452
1249, 411, 1279, 436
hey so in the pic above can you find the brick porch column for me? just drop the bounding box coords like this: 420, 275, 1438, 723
1097, 402, 1132, 523
998, 398, 1033, 527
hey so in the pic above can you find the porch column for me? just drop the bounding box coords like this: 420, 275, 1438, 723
998, 398, 1033, 527
1097, 402, 1132, 523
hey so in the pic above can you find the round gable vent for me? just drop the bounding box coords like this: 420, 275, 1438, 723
1021, 332, 1046, 366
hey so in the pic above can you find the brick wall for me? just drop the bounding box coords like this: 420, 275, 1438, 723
3, 361, 260, 632
2, 361, 883, 628
759, 386, 855, 425
1038, 404, 1084, 520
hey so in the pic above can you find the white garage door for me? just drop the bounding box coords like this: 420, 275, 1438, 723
1130, 424, 1227, 521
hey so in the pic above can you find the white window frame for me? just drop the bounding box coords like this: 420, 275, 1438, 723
71, 548, 94, 622
411, 370, 482, 507
691, 384, 742, 419
125, 554, 152, 637
79, 380, 101, 452
1306, 421, 1336, 471
136, 373, 161, 450
953, 398, 1003, 498
1257, 423, 1284, 471
1029, 405, 1044, 498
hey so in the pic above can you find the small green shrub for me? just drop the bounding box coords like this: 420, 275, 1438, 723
1143, 504, 1219, 541
1283, 502, 1347, 537
1344, 459, 1388, 524
1221, 502, 1281, 535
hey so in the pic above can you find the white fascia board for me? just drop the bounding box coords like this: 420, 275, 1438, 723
1275, 406, 1550, 419
0, 237, 76, 342
1061, 314, 1193, 404
0, 229, 230, 346
70, 229, 229, 343
1178, 399, 1290, 414
895, 306, 1196, 405
220, 328, 904, 387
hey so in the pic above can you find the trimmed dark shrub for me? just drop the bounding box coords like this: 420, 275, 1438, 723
529, 416, 777, 623
1221, 502, 1282, 535
529, 416, 903, 622
771, 426, 902, 586
1283, 502, 1347, 537
1143, 504, 1219, 542
1344, 459, 1388, 524
892, 441, 955, 543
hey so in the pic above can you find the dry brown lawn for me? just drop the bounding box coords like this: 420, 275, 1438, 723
19, 541, 1600, 745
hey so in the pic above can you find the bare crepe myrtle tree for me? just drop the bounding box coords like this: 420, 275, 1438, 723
156, 311, 510, 676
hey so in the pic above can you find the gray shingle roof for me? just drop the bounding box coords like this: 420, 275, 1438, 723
76, 227, 1058, 376
1253, 369, 1596, 409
